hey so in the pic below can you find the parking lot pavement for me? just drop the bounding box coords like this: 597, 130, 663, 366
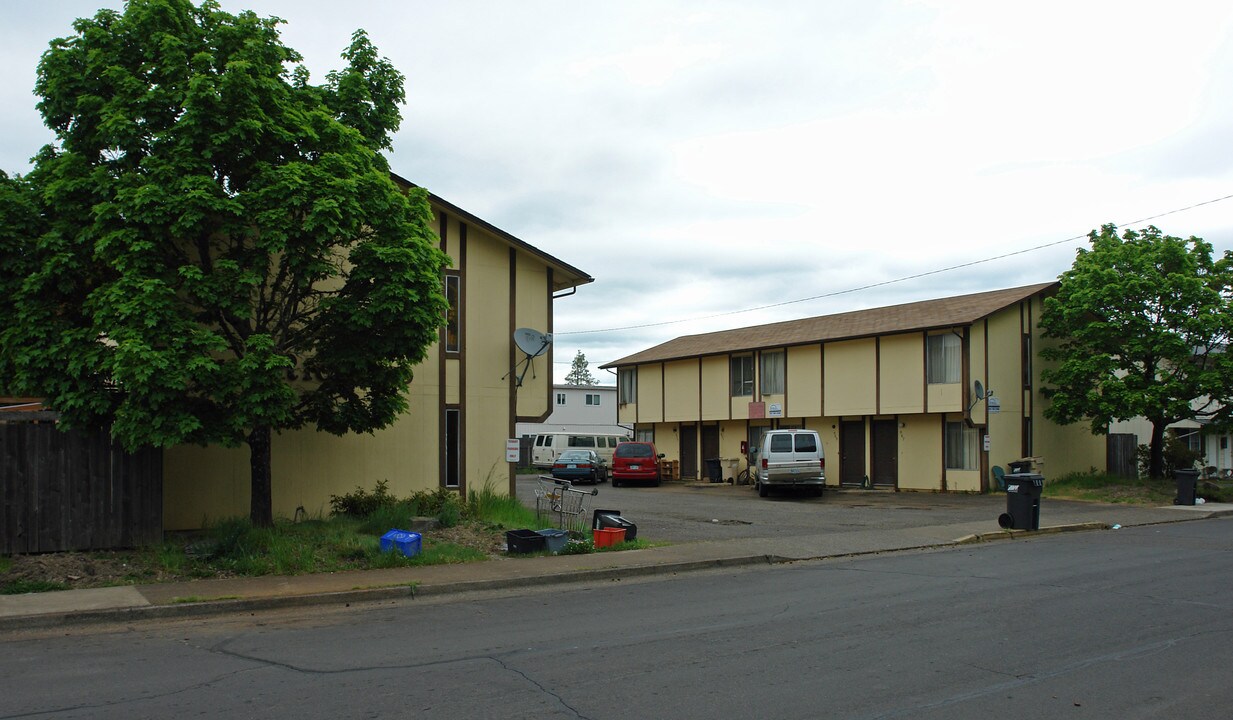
515, 474, 1202, 544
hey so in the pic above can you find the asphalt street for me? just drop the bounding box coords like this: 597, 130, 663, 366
3, 517, 1229, 719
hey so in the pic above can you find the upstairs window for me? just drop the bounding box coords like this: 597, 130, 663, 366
927, 333, 961, 384
556, 393, 566, 405
586, 393, 600, 406
731, 355, 754, 396
760, 351, 785, 395
619, 368, 637, 404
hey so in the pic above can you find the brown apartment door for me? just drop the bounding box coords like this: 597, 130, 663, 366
679, 424, 698, 480
840, 420, 865, 487
871, 420, 899, 488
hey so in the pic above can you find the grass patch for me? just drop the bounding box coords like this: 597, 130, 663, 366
1044, 472, 1184, 505
2, 579, 70, 595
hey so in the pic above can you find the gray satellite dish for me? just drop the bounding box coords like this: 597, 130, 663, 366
974, 380, 985, 400
511, 328, 552, 387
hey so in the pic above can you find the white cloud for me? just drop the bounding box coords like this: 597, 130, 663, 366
3, 0, 1233, 381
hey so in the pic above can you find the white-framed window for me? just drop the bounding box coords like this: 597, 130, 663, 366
760, 351, 785, 395
927, 333, 961, 384
619, 368, 637, 404
945, 421, 978, 470
635, 427, 654, 442
586, 393, 600, 406
556, 393, 566, 405
731, 355, 754, 396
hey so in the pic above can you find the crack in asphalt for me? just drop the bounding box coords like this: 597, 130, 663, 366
490, 656, 593, 720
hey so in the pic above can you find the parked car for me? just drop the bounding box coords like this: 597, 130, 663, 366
752, 429, 825, 498
550, 449, 608, 484
611, 441, 665, 487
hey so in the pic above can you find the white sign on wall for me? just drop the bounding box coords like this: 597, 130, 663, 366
768, 403, 784, 418
987, 396, 1001, 414
983, 434, 991, 452
505, 438, 520, 463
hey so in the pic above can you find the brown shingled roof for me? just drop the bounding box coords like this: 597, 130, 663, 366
601, 282, 1058, 368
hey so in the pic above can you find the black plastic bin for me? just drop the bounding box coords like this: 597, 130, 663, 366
1173, 468, 1199, 506
506, 529, 547, 554
592, 508, 637, 541
705, 457, 723, 483
998, 473, 1044, 530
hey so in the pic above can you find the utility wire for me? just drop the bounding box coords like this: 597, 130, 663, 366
555, 192, 1233, 343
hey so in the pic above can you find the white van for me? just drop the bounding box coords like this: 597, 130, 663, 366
752, 429, 825, 498
531, 432, 629, 469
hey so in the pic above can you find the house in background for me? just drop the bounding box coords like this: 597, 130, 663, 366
601, 283, 1106, 490
516, 384, 627, 438
1110, 416, 1233, 477
162, 175, 593, 529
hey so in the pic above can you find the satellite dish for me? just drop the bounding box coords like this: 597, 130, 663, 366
974, 380, 985, 400
514, 328, 552, 358
510, 328, 552, 387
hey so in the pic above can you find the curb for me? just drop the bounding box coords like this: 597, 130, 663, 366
952, 521, 1109, 545
0, 555, 777, 632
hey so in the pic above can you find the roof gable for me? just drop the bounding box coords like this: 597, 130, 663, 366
602, 282, 1057, 367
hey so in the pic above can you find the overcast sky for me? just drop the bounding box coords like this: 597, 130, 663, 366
4, 1, 1233, 384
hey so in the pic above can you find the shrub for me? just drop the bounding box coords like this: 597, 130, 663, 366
329, 480, 398, 517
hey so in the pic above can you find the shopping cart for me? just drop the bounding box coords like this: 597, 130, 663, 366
534, 476, 598, 533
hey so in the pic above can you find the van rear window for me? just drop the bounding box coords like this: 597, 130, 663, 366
770, 434, 792, 452
794, 434, 817, 452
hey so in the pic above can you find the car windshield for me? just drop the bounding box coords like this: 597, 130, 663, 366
615, 444, 653, 458
558, 451, 592, 462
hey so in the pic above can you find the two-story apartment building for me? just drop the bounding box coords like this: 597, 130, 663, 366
161, 176, 592, 529
602, 283, 1105, 491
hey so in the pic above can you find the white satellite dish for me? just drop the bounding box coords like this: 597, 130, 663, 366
974, 380, 985, 400
514, 328, 552, 358
510, 328, 552, 387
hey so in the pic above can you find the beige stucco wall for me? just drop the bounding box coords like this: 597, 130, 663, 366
824, 339, 876, 416
163, 202, 569, 529
700, 356, 729, 420
663, 359, 700, 422
786, 345, 822, 418
898, 414, 942, 490
804, 416, 840, 486
878, 333, 923, 415
637, 364, 664, 423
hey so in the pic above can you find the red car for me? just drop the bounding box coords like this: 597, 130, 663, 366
611, 441, 664, 487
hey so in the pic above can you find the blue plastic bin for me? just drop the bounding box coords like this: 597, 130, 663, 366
379, 529, 422, 558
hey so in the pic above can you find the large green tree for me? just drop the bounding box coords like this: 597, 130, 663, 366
1039, 224, 1233, 479
0, 0, 448, 526
564, 350, 597, 385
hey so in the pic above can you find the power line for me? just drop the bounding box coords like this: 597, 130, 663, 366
555, 192, 1233, 341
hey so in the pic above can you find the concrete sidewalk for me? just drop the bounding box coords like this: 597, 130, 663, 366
3, 501, 1229, 631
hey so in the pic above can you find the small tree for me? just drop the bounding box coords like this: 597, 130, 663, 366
0, 0, 448, 526
1039, 224, 1233, 479
564, 350, 597, 385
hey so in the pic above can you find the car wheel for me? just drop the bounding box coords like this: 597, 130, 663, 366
758, 481, 769, 498
652, 475, 661, 487
612, 477, 621, 488
812, 486, 824, 497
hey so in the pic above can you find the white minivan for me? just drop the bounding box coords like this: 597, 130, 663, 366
752, 429, 825, 498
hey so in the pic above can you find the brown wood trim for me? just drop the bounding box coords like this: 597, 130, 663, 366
875, 337, 881, 416
508, 247, 518, 496
437, 211, 448, 487
782, 348, 789, 415
961, 328, 970, 422
819, 342, 826, 417
939, 416, 948, 492
921, 332, 928, 414
697, 358, 703, 421
458, 223, 467, 495
519, 267, 555, 423
983, 317, 990, 492
660, 362, 666, 423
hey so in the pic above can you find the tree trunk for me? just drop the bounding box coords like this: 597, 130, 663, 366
1148, 421, 1166, 480
248, 425, 274, 527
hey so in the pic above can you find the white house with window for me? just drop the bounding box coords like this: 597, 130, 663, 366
516, 384, 628, 439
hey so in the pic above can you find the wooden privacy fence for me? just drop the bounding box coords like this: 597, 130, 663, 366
1106, 433, 1138, 479
1, 414, 163, 554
